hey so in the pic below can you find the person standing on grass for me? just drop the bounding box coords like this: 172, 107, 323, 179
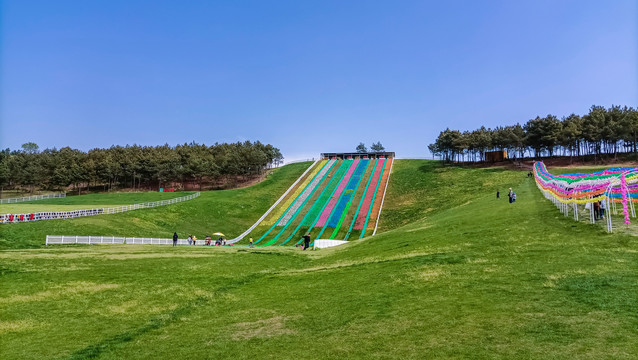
188, 235, 192, 246
497, 190, 500, 199
249, 238, 253, 248
172, 232, 178, 247
600, 200, 606, 219
508, 188, 513, 204
303, 233, 311, 250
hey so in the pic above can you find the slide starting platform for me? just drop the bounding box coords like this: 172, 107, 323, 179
232, 152, 394, 246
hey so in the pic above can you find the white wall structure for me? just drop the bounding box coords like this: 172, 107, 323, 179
313, 239, 348, 249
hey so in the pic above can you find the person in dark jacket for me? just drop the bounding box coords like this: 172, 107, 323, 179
303, 234, 311, 250
172, 232, 178, 246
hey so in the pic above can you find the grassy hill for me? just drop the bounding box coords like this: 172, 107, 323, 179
0, 192, 195, 213
1, 160, 636, 359
0, 162, 312, 249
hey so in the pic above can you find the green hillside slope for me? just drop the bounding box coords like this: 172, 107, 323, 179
1, 160, 636, 359
0, 162, 311, 249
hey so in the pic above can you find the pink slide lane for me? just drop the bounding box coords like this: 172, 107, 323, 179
354, 158, 386, 230
314, 159, 360, 227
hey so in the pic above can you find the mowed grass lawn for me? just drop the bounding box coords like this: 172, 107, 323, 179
0, 191, 195, 213
0, 162, 312, 249
1, 160, 636, 359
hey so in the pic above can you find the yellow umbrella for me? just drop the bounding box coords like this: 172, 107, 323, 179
212, 232, 225, 236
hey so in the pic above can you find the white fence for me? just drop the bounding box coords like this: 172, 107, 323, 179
46, 235, 212, 246
1, 192, 200, 224
0, 193, 66, 204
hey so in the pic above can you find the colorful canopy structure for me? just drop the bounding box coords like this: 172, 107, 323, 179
533, 162, 637, 232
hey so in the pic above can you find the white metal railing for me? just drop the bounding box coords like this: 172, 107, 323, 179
46, 235, 211, 246
372, 158, 394, 236
1, 192, 200, 224
0, 193, 66, 204
285, 158, 315, 164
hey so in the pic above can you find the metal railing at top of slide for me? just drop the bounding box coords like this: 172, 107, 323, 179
0, 193, 66, 204
1, 192, 200, 224
45, 235, 226, 246
284, 158, 315, 165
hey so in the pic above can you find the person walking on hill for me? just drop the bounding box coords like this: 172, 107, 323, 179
508, 188, 513, 204
599, 200, 606, 219
172, 232, 178, 247
496, 190, 500, 199
249, 238, 253, 248
303, 233, 311, 250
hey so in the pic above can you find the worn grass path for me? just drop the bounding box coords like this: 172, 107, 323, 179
1, 160, 636, 359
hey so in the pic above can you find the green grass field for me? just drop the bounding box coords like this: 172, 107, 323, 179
1, 160, 636, 359
0, 191, 196, 213
0, 162, 312, 249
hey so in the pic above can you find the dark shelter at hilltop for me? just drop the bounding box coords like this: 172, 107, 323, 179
321, 152, 395, 160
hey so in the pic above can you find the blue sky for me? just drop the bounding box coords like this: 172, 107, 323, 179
1, 0, 636, 161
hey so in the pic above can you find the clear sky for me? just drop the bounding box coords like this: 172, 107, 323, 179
1, 1, 636, 161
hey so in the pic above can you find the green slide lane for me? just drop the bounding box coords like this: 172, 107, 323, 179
344, 158, 379, 240
329, 202, 351, 239
257, 159, 338, 246
329, 160, 372, 239
252, 160, 331, 245
280, 160, 348, 245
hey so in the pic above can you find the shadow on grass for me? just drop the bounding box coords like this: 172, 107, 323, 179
63, 273, 265, 360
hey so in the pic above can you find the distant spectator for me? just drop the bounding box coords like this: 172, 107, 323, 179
508, 188, 513, 204
249, 237, 253, 248
303, 233, 311, 250
188, 235, 193, 246
593, 201, 600, 220
192, 235, 197, 245
600, 200, 606, 219
173, 232, 178, 247
205, 235, 212, 246
496, 190, 500, 199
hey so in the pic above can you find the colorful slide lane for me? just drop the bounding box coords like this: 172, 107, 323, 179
277, 159, 336, 226
326, 159, 370, 238
263, 160, 326, 225
364, 158, 393, 236
257, 159, 338, 246
328, 158, 374, 239
252, 160, 329, 245
314, 159, 360, 227
353, 158, 385, 230
280, 160, 351, 245
300, 160, 351, 227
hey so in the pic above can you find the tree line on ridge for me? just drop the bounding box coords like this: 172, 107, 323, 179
428, 105, 638, 162
0, 141, 283, 195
